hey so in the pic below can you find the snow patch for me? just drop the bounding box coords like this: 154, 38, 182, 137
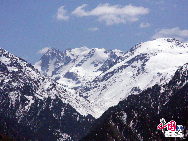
24, 95, 35, 111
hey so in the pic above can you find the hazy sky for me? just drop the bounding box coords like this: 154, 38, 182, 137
0, 0, 187, 64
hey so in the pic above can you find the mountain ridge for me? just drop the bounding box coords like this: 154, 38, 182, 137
81, 62, 188, 140
35, 38, 188, 118
0, 47, 94, 140
0, 38, 188, 140
35, 46, 125, 89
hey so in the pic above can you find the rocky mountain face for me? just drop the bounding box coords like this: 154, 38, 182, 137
35, 47, 125, 90
36, 38, 188, 118
81, 63, 188, 140
1, 38, 188, 140
0, 48, 94, 141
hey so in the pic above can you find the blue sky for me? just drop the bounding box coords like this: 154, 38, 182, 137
0, 0, 187, 64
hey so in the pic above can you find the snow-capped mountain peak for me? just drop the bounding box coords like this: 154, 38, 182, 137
0, 47, 96, 140
34, 38, 188, 118
35, 47, 125, 89
78, 38, 188, 118
0, 47, 96, 116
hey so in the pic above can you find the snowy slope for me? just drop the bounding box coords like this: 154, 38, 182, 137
79, 38, 188, 118
0, 47, 95, 117
81, 63, 188, 140
0, 47, 95, 140
35, 38, 188, 118
35, 47, 125, 89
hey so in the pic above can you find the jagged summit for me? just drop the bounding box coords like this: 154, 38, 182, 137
34, 38, 188, 118
1, 38, 188, 140
35, 47, 125, 88
44, 47, 61, 54
0, 47, 95, 140
0, 46, 97, 114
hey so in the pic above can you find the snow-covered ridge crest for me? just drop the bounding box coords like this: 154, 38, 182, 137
0, 47, 95, 117
0, 48, 96, 140
130, 38, 187, 54
78, 38, 188, 118
35, 46, 125, 89
34, 38, 188, 118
